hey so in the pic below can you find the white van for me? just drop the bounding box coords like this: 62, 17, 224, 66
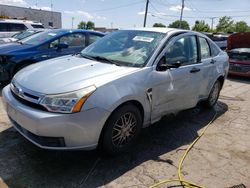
0, 19, 44, 38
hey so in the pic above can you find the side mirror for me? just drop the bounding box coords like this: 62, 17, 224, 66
157, 60, 182, 71
57, 42, 69, 49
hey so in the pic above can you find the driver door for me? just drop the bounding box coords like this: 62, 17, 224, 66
148, 33, 203, 123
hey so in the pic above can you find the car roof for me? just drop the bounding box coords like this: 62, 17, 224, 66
47, 29, 104, 35
0, 19, 43, 25
120, 27, 186, 34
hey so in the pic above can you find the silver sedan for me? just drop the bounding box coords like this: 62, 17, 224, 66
2, 28, 229, 154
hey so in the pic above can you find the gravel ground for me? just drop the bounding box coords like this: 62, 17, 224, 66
0, 76, 250, 188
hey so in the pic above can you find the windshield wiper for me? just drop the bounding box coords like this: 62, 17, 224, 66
79, 53, 96, 61
91, 55, 121, 66
16, 41, 23, 45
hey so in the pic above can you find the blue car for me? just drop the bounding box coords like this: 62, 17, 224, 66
0, 29, 104, 83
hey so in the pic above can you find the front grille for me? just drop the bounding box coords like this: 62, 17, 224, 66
10, 117, 66, 147
229, 63, 250, 73
11, 90, 48, 111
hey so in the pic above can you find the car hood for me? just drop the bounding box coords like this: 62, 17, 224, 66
227, 32, 250, 50
14, 55, 139, 94
0, 43, 34, 54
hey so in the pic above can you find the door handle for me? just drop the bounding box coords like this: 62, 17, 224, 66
190, 67, 200, 73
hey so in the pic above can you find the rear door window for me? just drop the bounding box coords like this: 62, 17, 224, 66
199, 37, 211, 59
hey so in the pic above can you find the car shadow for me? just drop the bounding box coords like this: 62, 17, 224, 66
227, 75, 250, 84
0, 101, 228, 188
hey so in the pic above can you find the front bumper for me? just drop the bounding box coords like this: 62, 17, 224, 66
229, 62, 250, 77
2, 85, 110, 150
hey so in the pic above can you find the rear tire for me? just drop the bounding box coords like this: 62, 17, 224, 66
204, 80, 221, 108
101, 104, 142, 155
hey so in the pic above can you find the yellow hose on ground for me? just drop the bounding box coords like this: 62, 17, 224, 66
150, 109, 218, 188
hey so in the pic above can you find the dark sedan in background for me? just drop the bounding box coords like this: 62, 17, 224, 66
0, 29, 104, 83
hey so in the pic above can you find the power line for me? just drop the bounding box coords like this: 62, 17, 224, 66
89, 1, 144, 12
186, 0, 250, 13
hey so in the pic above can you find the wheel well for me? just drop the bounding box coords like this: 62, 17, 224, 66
98, 100, 145, 146
217, 76, 225, 89
12, 60, 36, 76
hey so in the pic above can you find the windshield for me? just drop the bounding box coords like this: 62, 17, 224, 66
20, 30, 63, 45
81, 30, 166, 67
12, 30, 40, 40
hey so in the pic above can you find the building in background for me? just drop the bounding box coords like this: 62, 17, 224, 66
0, 4, 61, 28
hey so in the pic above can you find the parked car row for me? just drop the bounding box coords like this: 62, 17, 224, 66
0, 29, 104, 83
0, 29, 45, 44
0, 19, 44, 38
202, 32, 229, 51
227, 32, 250, 77
204, 31, 250, 78
1, 28, 229, 154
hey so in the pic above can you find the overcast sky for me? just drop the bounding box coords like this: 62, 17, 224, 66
1, 0, 250, 29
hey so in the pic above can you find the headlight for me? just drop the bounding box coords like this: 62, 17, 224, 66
39, 86, 96, 113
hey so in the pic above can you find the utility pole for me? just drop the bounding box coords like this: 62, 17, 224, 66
143, 0, 149, 27
50, 0, 53, 27
210, 17, 216, 31
179, 0, 184, 28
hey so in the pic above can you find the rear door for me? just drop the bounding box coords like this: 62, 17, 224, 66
197, 37, 217, 99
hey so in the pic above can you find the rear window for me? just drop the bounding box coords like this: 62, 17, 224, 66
31, 24, 44, 29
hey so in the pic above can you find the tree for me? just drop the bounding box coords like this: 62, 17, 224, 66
77, 21, 95, 30
192, 20, 210, 32
153, 23, 166, 27
216, 16, 234, 33
86, 21, 95, 30
168, 20, 190, 30
235, 21, 249, 32
78, 21, 86, 29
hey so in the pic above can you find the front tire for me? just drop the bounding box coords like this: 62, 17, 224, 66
204, 80, 221, 108
101, 104, 142, 154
